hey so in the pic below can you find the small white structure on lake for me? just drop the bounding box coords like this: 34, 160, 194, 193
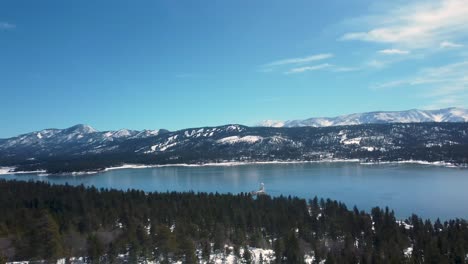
251, 182, 267, 196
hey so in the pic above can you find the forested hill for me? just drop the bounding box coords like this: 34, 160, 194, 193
0, 180, 467, 263
1, 122, 468, 173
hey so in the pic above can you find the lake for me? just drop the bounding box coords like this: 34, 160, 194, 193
1, 162, 468, 220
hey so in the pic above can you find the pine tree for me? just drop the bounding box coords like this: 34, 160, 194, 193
284, 230, 304, 264
87, 234, 104, 263
274, 238, 285, 263
243, 247, 252, 264
179, 238, 198, 264
38, 212, 64, 262
213, 223, 226, 252
107, 242, 118, 264
155, 224, 177, 259
201, 239, 211, 261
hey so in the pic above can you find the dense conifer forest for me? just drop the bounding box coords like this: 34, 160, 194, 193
0, 180, 467, 263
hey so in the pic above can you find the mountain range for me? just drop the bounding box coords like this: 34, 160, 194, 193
258, 107, 468, 128
1, 118, 468, 173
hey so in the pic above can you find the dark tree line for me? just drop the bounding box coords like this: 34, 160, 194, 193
0, 179, 467, 263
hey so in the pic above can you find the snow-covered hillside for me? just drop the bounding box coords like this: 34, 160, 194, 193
1, 122, 468, 173
258, 107, 468, 128
0, 124, 168, 149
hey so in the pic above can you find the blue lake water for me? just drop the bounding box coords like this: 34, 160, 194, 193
1, 162, 468, 220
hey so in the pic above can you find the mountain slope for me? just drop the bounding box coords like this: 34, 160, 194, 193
0, 124, 169, 159
259, 108, 468, 128
1, 123, 467, 173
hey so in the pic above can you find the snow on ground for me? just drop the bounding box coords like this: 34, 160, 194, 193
304, 253, 316, 264
404, 246, 413, 257
0, 167, 14, 175
112, 129, 132, 138
258, 120, 285, 128
115, 220, 124, 229
359, 160, 461, 168
0, 167, 47, 175
207, 246, 275, 264
342, 137, 361, 145
6, 248, 317, 263
184, 130, 195, 137
249, 247, 275, 263
396, 220, 413, 230
217, 135, 263, 144
361, 146, 375, 151
7, 259, 66, 264
146, 218, 151, 235
313, 119, 334, 127
225, 125, 243, 132
2, 158, 462, 177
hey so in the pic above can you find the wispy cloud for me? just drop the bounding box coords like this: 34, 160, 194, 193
378, 49, 410, 55
372, 61, 468, 108
263, 53, 333, 68
331, 66, 361, 73
440, 41, 464, 49
0, 22, 15, 30
261, 53, 341, 74
373, 61, 468, 89
261, 53, 359, 75
285, 64, 332, 74
341, 0, 468, 49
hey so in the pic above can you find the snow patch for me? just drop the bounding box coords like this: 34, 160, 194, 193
404, 246, 413, 257
257, 120, 285, 128
361, 146, 375, 151
0, 167, 14, 175
342, 137, 361, 145
396, 220, 413, 230
217, 135, 263, 144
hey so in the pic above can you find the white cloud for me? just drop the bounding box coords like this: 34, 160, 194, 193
261, 53, 359, 75
373, 61, 468, 108
285, 64, 331, 74
341, 0, 468, 49
264, 53, 333, 67
440, 41, 464, 48
378, 49, 410, 55
331, 66, 361, 72
374, 61, 468, 88
0, 22, 15, 30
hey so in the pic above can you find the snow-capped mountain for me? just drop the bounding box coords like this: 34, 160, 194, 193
0, 124, 169, 157
258, 108, 468, 128
1, 122, 468, 173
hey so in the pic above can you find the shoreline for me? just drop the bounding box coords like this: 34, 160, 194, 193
0, 159, 466, 176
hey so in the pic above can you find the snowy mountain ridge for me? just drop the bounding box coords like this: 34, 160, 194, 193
258, 107, 468, 128
1, 108, 468, 173
0, 124, 169, 150
1, 122, 468, 173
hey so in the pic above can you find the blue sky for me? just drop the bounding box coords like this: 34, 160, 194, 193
1, 0, 467, 137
